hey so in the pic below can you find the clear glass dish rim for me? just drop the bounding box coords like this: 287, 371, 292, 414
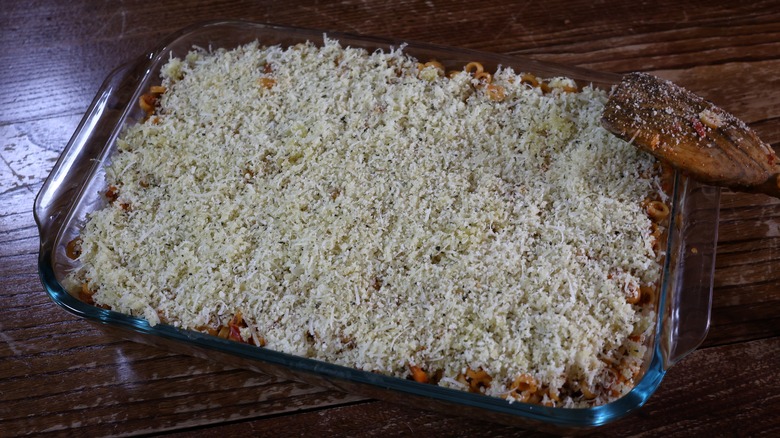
33, 20, 718, 430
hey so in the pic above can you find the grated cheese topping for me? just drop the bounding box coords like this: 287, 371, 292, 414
70, 38, 663, 407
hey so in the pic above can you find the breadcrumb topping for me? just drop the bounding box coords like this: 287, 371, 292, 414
69, 38, 662, 407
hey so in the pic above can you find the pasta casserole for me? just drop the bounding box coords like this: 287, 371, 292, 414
65, 38, 670, 407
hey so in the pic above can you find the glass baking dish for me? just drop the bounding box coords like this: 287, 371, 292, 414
34, 20, 720, 433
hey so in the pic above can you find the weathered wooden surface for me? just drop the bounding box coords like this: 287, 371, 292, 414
2, 1, 779, 436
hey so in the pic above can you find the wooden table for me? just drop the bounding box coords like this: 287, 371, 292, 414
2, 1, 779, 436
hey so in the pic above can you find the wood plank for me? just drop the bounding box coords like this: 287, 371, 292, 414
1, 252, 40, 277
1, 385, 363, 437
2, 2, 778, 125
516, 25, 780, 73
2, 1, 780, 437
0, 235, 38, 260
2, 285, 51, 309
716, 241, 780, 268
711, 280, 780, 307
0, 218, 38, 244
703, 320, 780, 347
713, 259, 780, 290
164, 400, 538, 438
161, 337, 780, 437
705, 187, 780, 346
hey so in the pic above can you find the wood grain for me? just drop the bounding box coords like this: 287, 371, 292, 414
163, 337, 780, 438
2, 0, 780, 436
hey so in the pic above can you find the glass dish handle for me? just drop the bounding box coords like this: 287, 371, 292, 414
660, 181, 721, 369
34, 59, 145, 244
